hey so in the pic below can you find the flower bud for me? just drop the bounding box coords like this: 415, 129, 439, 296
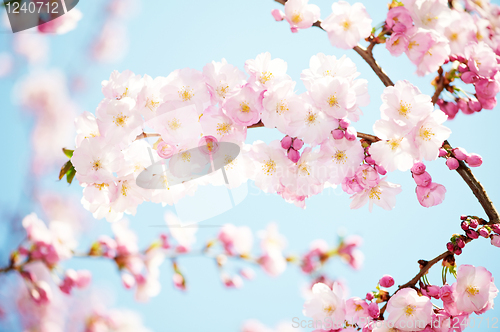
461, 221, 469, 231
292, 138, 304, 150
446, 242, 454, 253
379, 275, 395, 288
281, 136, 292, 149
453, 147, 469, 161
365, 156, 375, 165
411, 162, 426, 175
331, 129, 345, 140
438, 148, 447, 158
413, 171, 432, 187
460, 215, 468, 220
478, 227, 490, 238
491, 223, 500, 234
366, 292, 374, 301
461, 71, 478, 84
469, 219, 479, 228
339, 118, 350, 129
466, 153, 482, 167
449, 55, 457, 62
368, 302, 380, 319
446, 157, 459, 170
456, 237, 465, 248
344, 127, 357, 141
466, 229, 479, 239
468, 99, 482, 112
375, 165, 387, 175
454, 247, 462, 255
287, 148, 300, 163
458, 63, 468, 73
271, 9, 284, 21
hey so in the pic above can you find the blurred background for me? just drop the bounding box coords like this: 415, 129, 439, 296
1, 0, 500, 331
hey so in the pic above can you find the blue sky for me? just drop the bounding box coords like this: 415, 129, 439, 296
1, 0, 500, 331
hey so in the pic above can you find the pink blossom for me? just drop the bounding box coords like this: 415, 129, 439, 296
453, 265, 498, 315
319, 138, 364, 185
245, 52, 290, 90
355, 165, 380, 189
322, 1, 372, 50
223, 85, 262, 126
303, 282, 346, 328
308, 77, 356, 119
386, 6, 413, 32
491, 235, 500, 247
416, 182, 446, 207
386, 288, 433, 331
466, 153, 482, 167
284, 0, 321, 31
203, 58, 247, 105
464, 42, 499, 78
156, 141, 177, 159
346, 297, 370, 326
446, 158, 459, 170
38, 8, 82, 34
161, 68, 210, 112
350, 178, 402, 212
271, 9, 285, 21
218, 224, 253, 255
386, 33, 410, 57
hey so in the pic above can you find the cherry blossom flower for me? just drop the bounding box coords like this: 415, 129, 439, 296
101, 70, 143, 100
223, 85, 263, 126
386, 288, 433, 331
245, 52, 291, 90
308, 76, 356, 119
283, 0, 321, 32
345, 297, 370, 327
416, 182, 446, 207
322, 1, 372, 50
135, 75, 167, 120
218, 224, 253, 255
319, 138, 364, 185
203, 58, 247, 105
262, 80, 305, 133
160, 68, 210, 112
303, 282, 346, 328
350, 178, 402, 212
75, 111, 100, 148
453, 264, 498, 315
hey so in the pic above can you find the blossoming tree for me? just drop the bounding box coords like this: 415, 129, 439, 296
1, 0, 500, 331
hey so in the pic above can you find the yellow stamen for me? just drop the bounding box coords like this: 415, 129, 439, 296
168, 118, 182, 131
342, 20, 351, 30
291, 13, 302, 24
404, 305, 416, 316
276, 100, 289, 115
92, 160, 102, 171
328, 94, 339, 108
466, 285, 479, 297
399, 101, 412, 118
305, 111, 318, 125
259, 72, 274, 84
240, 102, 251, 113
178, 86, 194, 101
262, 159, 277, 175
216, 122, 231, 136
113, 113, 128, 127
324, 305, 336, 315
333, 149, 347, 164
216, 84, 229, 98
388, 138, 402, 151
181, 152, 191, 162
419, 127, 435, 141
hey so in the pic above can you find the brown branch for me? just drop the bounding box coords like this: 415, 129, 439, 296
357, 132, 380, 143
353, 46, 394, 88
432, 68, 446, 104
135, 132, 161, 141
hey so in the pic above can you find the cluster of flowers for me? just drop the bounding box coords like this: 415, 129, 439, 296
447, 216, 500, 255
9, 212, 362, 304
303, 264, 498, 332
410, 162, 446, 208
440, 145, 483, 170
71, 51, 454, 217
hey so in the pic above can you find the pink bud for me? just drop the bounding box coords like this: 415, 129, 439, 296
339, 118, 350, 129
331, 129, 345, 140
446, 157, 459, 170
449, 55, 458, 62
411, 162, 426, 175
491, 234, 500, 248
453, 147, 469, 161
469, 219, 479, 228
281, 136, 292, 149
290, 27, 299, 33
173, 273, 185, 290
365, 156, 375, 165
491, 224, 500, 234
271, 9, 284, 21
446, 242, 454, 253
454, 247, 462, 255
344, 127, 357, 141
379, 275, 395, 288
468, 99, 482, 112
456, 238, 465, 248
31, 281, 52, 305
199, 135, 219, 155
466, 153, 482, 167
375, 165, 387, 175
461, 71, 479, 84
413, 171, 432, 187
368, 302, 380, 319
438, 148, 447, 158
458, 64, 468, 73
456, 55, 466, 62
478, 228, 490, 238
287, 148, 300, 163
461, 221, 470, 231
426, 285, 440, 298
460, 215, 468, 220
122, 273, 135, 289
366, 292, 374, 301
292, 138, 304, 150
466, 229, 479, 239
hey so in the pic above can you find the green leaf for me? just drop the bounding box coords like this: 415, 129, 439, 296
66, 166, 76, 184
62, 148, 74, 158
59, 160, 73, 181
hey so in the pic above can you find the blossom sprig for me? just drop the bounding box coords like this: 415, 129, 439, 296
1, 212, 364, 305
